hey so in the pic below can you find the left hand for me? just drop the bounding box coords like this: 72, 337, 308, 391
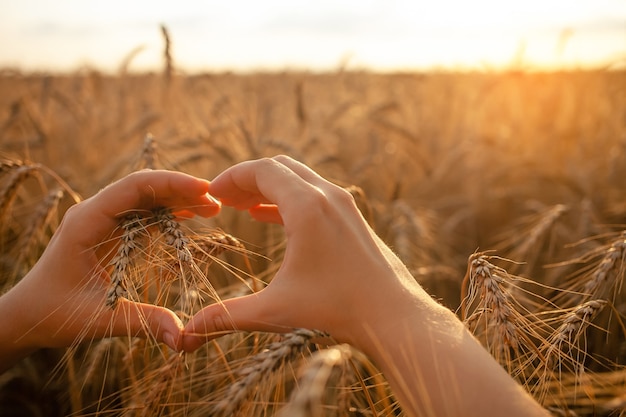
0, 170, 221, 361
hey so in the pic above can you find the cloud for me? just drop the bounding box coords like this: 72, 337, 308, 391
21, 21, 97, 38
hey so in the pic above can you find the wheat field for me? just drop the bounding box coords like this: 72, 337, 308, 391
0, 61, 625, 416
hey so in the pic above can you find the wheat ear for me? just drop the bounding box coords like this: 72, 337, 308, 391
277, 345, 351, 417
461, 252, 522, 352
533, 299, 608, 405
582, 231, 626, 301
106, 214, 146, 308
461, 251, 548, 384
152, 207, 192, 263
140, 133, 157, 170
18, 188, 64, 257
549, 299, 607, 359
138, 354, 182, 417
212, 328, 328, 416
514, 204, 568, 259
0, 164, 37, 223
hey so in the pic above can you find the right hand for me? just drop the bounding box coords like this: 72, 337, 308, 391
183, 155, 430, 351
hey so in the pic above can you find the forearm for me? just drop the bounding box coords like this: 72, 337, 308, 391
351, 289, 549, 417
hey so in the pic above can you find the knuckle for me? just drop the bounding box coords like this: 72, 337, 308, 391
292, 185, 356, 225
60, 200, 87, 226
212, 313, 228, 332
297, 186, 331, 213
332, 186, 357, 206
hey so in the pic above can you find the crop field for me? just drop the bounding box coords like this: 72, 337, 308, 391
0, 64, 624, 416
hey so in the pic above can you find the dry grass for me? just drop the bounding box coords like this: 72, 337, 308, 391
0, 61, 625, 416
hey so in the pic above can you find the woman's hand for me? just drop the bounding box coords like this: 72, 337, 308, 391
0, 158, 549, 416
182, 155, 430, 349
183, 155, 549, 417
0, 170, 221, 371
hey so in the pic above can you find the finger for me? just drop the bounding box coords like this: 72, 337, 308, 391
172, 209, 196, 219
218, 194, 274, 211
182, 294, 289, 352
65, 170, 221, 247
208, 158, 323, 227
109, 299, 185, 351
272, 155, 330, 187
243, 156, 335, 225
95, 170, 220, 218
248, 204, 283, 224
208, 158, 296, 206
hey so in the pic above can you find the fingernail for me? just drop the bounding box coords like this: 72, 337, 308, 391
163, 332, 177, 351
213, 315, 226, 332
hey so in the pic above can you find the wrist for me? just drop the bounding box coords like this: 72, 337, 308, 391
349, 289, 457, 359
340, 284, 549, 417
335, 260, 455, 356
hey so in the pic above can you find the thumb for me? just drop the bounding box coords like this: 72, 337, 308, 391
110, 300, 184, 351
182, 293, 287, 352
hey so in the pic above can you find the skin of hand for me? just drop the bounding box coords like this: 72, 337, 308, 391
183, 155, 550, 417
0, 170, 221, 373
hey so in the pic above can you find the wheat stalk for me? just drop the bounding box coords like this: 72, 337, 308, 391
160, 24, 173, 88
138, 354, 183, 417
211, 328, 327, 416
532, 299, 609, 407
496, 203, 569, 276
0, 164, 37, 223
152, 207, 192, 263
461, 252, 522, 350
461, 251, 547, 381
543, 368, 626, 416
104, 205, 250, 317
151, 207, 226, 315
189, 229, 246, 259
582, 231, 626, 301
17, 188, 63, 257
0, 157, 25, 173
140, 133, 157, 170
3, 69, 625, 417
547, 299, 607, 365
106, 214, 147, 308
276, 344, 351, 417
516, 204, 568, 259
81, 338, 118, 392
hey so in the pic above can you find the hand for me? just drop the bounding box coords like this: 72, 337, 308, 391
182, 156, 550, 417
183, 155, 431, 350
0, 170, 221, 371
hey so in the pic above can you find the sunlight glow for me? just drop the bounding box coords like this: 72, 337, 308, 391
0, 0, 624, 72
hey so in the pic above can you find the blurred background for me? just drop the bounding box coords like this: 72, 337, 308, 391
1, 0, 625, 73
1, 2, 626, 417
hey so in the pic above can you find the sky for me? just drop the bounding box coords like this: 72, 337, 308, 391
0, 0, 625, 73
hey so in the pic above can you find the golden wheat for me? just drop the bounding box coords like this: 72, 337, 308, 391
1, 67, 624, 417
